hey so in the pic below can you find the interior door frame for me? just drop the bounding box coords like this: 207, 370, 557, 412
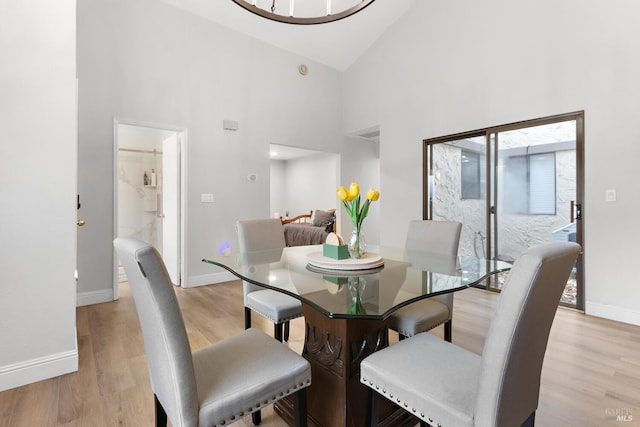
112, 117, 188, 299
423, 111, 584, 310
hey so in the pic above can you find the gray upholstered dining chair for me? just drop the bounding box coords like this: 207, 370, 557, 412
114, 237, 311, 427
361, 241, 580, 427
237, 218, 303, 342
386, 220, 462, 342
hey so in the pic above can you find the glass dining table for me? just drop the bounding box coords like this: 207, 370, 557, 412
203, 245, 511, 427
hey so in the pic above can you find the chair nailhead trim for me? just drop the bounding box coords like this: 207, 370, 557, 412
248, 308, 302, 324
215, 381, 311, 427
364, 381, 441, 427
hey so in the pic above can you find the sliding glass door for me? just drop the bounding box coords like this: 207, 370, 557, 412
426, 135, 488, 258
424, 112, 584, 309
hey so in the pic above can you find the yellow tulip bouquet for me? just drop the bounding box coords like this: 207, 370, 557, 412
336, 182, 380, 258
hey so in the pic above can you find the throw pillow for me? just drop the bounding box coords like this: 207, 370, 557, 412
312, 209, 333, 227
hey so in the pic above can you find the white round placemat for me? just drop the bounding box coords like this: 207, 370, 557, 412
307, 251, 384, 271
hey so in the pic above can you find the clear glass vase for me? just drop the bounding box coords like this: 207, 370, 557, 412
347, 277, 367, 315
348, 225, 365, 259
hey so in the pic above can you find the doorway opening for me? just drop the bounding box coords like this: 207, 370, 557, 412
423, 111, 584, 309
269, 143, 339, 220
114, 119, 186, 297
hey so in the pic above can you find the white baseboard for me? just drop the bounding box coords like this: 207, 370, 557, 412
184, 271, 238, 288
0, 342, 78, 392
77, 272, 239, 301
76, 289, 114, 306
585, 301, 640, 326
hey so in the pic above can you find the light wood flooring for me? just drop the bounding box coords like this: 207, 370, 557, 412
1, 281, 639, 426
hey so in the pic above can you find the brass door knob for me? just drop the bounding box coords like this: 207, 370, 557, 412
77, 219, 86, 226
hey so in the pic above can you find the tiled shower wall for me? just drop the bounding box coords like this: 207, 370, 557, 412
117, 151, 162, 250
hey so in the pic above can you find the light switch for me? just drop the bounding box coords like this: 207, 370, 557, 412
605, 189, 616, 202
201, 193, 214, 203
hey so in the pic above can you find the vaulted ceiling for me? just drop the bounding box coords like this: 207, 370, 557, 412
159, 0, 416, 71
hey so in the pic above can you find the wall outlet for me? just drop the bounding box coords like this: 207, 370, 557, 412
201, 193, 214, 203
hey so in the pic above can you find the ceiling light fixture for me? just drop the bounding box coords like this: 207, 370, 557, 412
231, 0, 376, 25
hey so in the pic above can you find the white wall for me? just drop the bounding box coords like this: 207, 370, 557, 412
343, 0, 640, 325
339, 137, 381, 245
77, 0, 342, 291
282, 153, 339, 217
270, 159, 286, 218
0, 1, 78, 390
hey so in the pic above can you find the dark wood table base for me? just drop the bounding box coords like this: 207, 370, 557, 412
275, 304, 419, 427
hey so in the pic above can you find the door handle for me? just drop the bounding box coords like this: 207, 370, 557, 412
158, 213, 165, 219
77, 219, 86, 226
570, 201, 575, 223
570, 201, 581, 222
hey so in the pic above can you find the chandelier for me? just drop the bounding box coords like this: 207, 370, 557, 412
231, 0, 376, 25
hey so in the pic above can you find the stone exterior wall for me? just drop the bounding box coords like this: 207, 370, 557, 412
431, 122, 576, 260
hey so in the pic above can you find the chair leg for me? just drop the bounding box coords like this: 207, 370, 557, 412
365, 387, 379, 427
520, 412, 535, 427
244, 307, 252, 329
274, 323, 284, 342
444, 320, 452, 342
292, 388, 308, 427
284, 320, 290, 342
252, 410, 262, 425
154, 394, 167, 427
